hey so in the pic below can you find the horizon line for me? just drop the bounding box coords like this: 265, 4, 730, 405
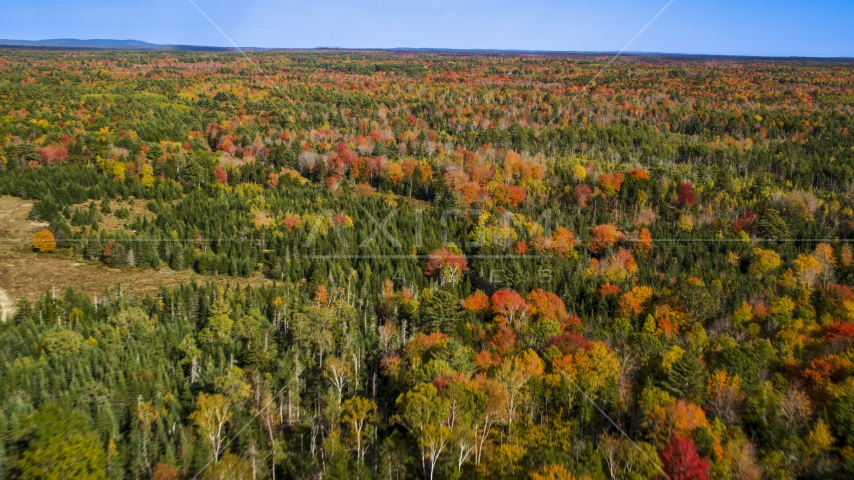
1, 38, 853, 60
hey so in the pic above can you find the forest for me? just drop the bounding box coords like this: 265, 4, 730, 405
1, 48, 854, 479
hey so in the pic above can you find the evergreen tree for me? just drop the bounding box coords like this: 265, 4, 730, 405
420, 288, 462, 334
659, 351, 705, 400
756, 208, 789, 240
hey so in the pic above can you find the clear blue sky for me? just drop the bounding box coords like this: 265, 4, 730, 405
3, 0, 853, 57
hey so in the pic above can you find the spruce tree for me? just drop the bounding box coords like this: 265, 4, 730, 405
659, 351, 705, 400
756, 208, 789, 240
419, 288, 462, 334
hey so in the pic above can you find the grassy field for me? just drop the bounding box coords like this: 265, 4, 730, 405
0, 195, 273, 314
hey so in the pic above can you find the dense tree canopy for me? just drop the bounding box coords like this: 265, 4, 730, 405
1, 48, 854, 479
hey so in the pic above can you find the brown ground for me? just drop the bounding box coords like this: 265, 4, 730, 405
66, 197, 155, 236
0, 196, 273, 314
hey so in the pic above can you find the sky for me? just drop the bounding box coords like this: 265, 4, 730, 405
2, 0, 853, 57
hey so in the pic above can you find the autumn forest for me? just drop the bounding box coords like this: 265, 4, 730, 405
1, 48, 854, 479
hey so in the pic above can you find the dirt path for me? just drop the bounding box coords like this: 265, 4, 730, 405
0, 288, 13, 322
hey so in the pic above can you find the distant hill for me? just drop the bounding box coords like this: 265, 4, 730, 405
1, 39, 851, 60
0, 38, 239, 51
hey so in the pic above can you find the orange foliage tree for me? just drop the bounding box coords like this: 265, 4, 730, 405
597, 172, 624, 197
32, 230, 56, 253
637, 228, 653, 257
463, 291, 490, 312
491, 184, 527, 208
527, 289, 574, 327
589, 224, 623, 255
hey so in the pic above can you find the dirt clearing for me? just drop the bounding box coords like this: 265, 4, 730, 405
0, 196, 273, 312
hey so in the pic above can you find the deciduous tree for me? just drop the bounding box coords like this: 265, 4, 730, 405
189, 393, 232, 463
32, 230, 56, 253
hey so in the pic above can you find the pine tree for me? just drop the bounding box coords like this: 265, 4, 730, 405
100, 196, 112, 215
420, 288, 462, 333
660, 351, 705, 400
170, 247, 185, 270
756, 208, 788, 240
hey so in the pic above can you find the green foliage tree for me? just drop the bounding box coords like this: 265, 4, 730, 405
659, 351, 706, 400
17, 406, 107, 480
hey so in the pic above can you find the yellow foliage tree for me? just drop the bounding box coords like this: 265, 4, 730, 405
750, 247, 782, 275
572, 164, 587, 182
112, 161, 126, 181
530, 464, 590, 480
616, 286, 654, 317
552, 343, 620, 400
794, 253, 822, 290
189, 393, 231, 462
342, 396, 378, 462
140, 163, 155, 188
814, 243, 836, 286
706, 370, 744, 425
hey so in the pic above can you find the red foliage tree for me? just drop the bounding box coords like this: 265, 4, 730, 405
380, 353, 402, 377
490, 289, 528, 328
282, 215, 300, 232
470, 164, 495, 185
151, 463, 181, 480
424, 248, 468, 281
824, 283, 854, 319
572, 183, 592, 207
677, 182, 697, 207
546, 331, 592, 354
365, 156, 387, 180
660, 437, 710, 480
102, 241, 115, 264
329, 142, 358, 177
731, 210, 756, 234
401, 158, 420, 180
474, 350, 500, 370
826, 283, 854, 304
823, 321, 854, 347
214, 167, 228, 185
325, 176, 341, 188
803, 354, 852, 388
488, 322, 517, 355
353, 182, 375, 197
562, 314, 583, 331
612, 247, 639, 274
36, 145, 69, 166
